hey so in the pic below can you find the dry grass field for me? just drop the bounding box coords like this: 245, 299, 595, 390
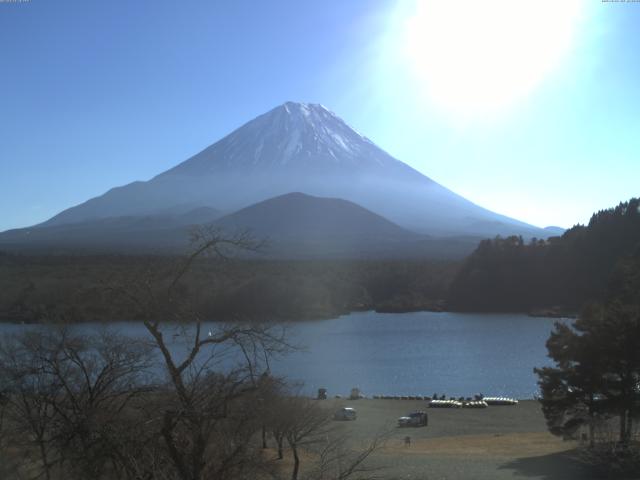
308, 398, 600, 480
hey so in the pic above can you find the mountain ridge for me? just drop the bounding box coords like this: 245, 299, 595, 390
0, 192, 481, 259
216, 191, 415, 240
19, 102, 548, 240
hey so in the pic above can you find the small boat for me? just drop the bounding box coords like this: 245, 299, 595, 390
483, 397, 518, 406
428, 399, 462, 408
462, 400, 488, 408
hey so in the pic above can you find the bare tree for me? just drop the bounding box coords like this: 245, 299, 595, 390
0, 225, 387, 480
281, 396, 333, 480
264, 392, 388, 480
49, 330, 154, 479
0, 327, 153, 480
107, 226, 291, 480
306, 430, 388, 480
0, 330, 66, 480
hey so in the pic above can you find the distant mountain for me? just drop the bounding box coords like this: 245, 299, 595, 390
214, 192, 436, 258
216, 192, 412, 241
543, 226, 565, 236
0, 207, 221, 253
0, 193, 480, 259
35, 102, 548, 239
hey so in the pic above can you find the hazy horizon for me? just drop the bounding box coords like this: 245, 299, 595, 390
1, 0, 639, 232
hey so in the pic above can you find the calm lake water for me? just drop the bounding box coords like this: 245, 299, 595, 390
0, 311, 568, 399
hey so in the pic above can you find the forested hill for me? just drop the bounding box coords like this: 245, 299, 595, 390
447, 198, 640, 313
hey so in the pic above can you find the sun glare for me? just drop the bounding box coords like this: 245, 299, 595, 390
402, 0, 584, 117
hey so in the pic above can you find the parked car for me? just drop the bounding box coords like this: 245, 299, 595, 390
334, 407, 357, 421
397, 411, 428, 427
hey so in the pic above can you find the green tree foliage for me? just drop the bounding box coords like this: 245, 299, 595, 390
535, 247, 640, 448
0, 257, 458, 323
0, 229, 387, 480
448, 198, 640, 312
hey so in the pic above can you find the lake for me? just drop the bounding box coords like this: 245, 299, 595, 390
0, 311, 567, 399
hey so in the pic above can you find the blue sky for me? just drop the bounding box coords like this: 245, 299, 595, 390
1, 0, 638, 231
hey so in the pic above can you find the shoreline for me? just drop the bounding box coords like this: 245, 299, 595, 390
0, 306, 578, 324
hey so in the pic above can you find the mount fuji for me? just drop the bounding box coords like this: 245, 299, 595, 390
1, 102, 551, 255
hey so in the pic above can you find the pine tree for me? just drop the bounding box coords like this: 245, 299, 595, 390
535, 248, 640, 446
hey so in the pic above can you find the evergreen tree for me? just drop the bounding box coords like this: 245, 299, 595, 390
535, 248, 640, 446
449, 197, 640, 313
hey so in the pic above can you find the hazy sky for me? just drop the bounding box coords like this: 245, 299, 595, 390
1, 0, 638, 231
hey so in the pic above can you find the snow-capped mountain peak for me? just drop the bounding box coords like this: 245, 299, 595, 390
36, 102, 547, 240
163, 101, 395, 175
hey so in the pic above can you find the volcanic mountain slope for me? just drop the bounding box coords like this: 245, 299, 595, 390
35, 102, 547, 238
217, 192, 411, 240
0, 207, 222, 253
0, 193, 481, 258
215, 192, 419, 258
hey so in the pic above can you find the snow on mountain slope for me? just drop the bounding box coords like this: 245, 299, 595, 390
163, 102, 414, 175
37, 102, 545, 238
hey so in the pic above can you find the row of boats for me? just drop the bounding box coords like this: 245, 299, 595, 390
368, 395, 519, 407
372, 395, 433, 400
428, 397, 518, 408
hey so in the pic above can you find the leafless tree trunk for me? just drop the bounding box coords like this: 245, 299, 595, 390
109, 226, 290, 480
280, 396, 333, 480
265, 389, 389, 480
276, 432, 285, 460
308, 430, 389, 480
0, 326, 154, 480
0, 331, 63, 480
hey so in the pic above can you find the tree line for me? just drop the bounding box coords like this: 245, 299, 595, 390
448, 198, 640, 313
0, 253, 457, 324
0, 228, 386, 480
535, 243, 640, 475
3, 198, 640, 322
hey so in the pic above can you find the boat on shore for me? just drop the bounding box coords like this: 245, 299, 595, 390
483, 397, 518, 406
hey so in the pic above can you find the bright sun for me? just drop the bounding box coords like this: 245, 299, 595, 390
402, 0, 584, 117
